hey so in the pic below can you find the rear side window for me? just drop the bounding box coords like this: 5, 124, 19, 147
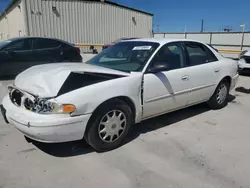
185, 42, 218, 66
33, 39, 61, 49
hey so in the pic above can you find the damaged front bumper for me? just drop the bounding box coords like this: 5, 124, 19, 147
1, 95, 91, 143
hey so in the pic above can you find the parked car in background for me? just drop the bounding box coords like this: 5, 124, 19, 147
0, 37, 82, 77
1, 38, 239, 152
102, 37, 139, 50
238, 50, 250, 74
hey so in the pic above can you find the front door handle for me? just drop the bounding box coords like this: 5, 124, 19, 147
214, 68, 220, 73
181, 75, 189, 81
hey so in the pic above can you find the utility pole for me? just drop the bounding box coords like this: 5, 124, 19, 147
240, 24, 246, 50
184, 26, 187, 39
223, 25, 232, 32
201, 19, 204, 32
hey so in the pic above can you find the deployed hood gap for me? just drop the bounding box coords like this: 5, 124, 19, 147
57, 72, 127, 96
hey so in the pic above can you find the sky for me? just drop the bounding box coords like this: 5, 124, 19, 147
0, 0, 250, 32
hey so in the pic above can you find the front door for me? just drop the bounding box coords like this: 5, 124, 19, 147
0, 51, 13, 76
142, 42, 191, 119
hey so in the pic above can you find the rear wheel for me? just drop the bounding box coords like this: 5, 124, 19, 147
84, 100, 133, 152
207, 80, 229, 109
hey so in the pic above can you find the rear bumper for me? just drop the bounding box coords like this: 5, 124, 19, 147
1, 95, 91, 143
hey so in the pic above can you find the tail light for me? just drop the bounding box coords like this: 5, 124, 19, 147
75, 47, 81, 54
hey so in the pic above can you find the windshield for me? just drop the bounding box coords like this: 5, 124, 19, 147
87, 41, 160, 72
0, 39, 12, 49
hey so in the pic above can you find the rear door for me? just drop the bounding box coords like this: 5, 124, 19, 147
0, 39, 33, 75
32, 38, 63, 64
183, 41, 220, 104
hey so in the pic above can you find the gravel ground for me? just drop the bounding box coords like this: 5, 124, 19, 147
0, 76, 250, 188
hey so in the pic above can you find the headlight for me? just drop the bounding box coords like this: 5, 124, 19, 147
24, 98, 76, 114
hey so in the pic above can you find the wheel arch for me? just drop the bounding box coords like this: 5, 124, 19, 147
210, 75, 232, 100
84, 96, 137, 138
220, 75, 232, 87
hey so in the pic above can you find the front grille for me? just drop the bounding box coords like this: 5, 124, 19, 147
9, 89, 23, 107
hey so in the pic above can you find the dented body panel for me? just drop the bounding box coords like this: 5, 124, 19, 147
56, 72, 143, 122
2, 64, 142, 142
14, 63, 130, 98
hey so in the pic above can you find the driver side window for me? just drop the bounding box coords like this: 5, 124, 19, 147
4, 39, 32, 51
150, 42, 185, 71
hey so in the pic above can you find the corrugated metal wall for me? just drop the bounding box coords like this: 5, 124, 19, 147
0, 0, 27, 40
25, 0, 153, 45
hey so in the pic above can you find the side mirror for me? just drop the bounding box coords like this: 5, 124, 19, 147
148, 62, 169, 73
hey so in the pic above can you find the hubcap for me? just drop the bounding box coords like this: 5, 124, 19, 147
98, 110, 126, 143
216, 84, 228, 104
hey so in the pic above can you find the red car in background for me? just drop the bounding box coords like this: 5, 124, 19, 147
102, 37, 139, 50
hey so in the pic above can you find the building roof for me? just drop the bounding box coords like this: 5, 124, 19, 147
101, 0, 153, 16
0, 0, 153, 19
0, 0, 17, 18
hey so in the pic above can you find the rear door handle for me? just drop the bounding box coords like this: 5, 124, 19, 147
181, 75, 189, 81
214, 69, 220, 73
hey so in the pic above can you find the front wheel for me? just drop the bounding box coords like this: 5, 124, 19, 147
207, 81, 229, 109
84, 100, 133, 152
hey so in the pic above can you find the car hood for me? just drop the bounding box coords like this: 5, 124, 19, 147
14, 63, 130, 98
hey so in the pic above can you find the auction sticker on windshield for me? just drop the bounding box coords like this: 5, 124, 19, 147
132, 46, 152, 50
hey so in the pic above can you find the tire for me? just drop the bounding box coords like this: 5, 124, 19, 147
84, 99, 133, 152
207, 80, 230, 110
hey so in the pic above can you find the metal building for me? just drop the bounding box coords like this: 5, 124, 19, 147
0, 0, 153, 45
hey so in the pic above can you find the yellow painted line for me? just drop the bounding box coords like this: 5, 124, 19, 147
218, 50, 242, 54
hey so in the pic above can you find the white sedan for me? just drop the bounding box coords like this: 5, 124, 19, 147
1, 38, 239, 151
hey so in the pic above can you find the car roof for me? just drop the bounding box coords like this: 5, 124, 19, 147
120, 37, 139, 40
124, 38, 206, 45
6, 37, 75, 46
